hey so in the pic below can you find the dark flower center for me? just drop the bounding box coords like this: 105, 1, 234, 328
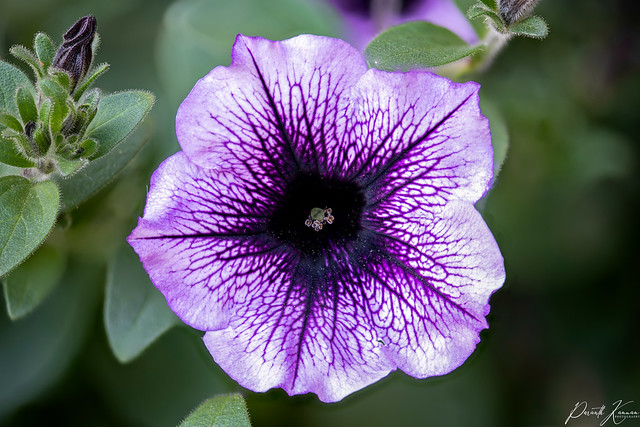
268, 172, 365, 255
338, 0, 421, 17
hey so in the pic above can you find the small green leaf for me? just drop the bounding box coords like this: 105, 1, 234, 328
180, 394, 251, 427
0, 112, 23, 133
509, 15, 549, 39
365, 21, 483, 71
85, 90, 154, 158
105, 243, 180, 363
56, 127, 148, 212
49, 103, 69, 135
33, 124, 50, 156
50, 70, 71, 93
6, 133, 33, 157
2, 245, 66, 320
74, 63, 110, 101
79, 138, 98, 158
38, 78, 68, 106
39, 99, 51, 129
34, 33, 56, 71
39, 79, 70, 135
9, 45, 42, 78
80, 88, 101, 110
0, 176, 60, 278
467, 4, 506, 32
478, 0, 498, 11
16, 87, 38, 125
0, 137, 34, 168
0, 163, 21, 178
55, 155, 87, 177
0, 60, 35, 116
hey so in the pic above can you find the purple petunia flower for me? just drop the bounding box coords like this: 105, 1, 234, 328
328, 0, 479, 50
128, 34, 504, 402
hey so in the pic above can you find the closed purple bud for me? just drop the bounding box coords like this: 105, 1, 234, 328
52, 15, 97, 90
499, 0, 541, 26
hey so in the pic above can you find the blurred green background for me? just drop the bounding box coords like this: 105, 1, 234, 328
1, 0, 638, 425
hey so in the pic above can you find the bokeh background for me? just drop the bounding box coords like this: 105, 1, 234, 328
1, 0, 638, 426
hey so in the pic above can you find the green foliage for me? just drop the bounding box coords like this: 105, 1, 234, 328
0, 111, 23, 132
0, 258, 101, 420
16, 86, 38, 125
8, 45, 43, 79
105, 244, 179, 363
56, 126, 148, 212
2, 245, 66, 320
467, 4, 506, 32
180, 394, 251, 427
0, 176, 59, 278
85, 91, 154, 158
480, 96, 509, 179
466, 0, 548, 39
0, 61, 35, 116
364, 22, 483, 71
74, 63, 110, 101
478, 0, 498, 10
0, 138, 34, 168
508, 16, 549, 38
34, 33, 56, 72
54, 155, 87, 177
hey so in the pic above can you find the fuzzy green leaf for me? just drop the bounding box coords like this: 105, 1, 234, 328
16, 87, 38, 125
180, 394, 251, 427
0, 176, 59, 278
56, 127, 148, 212
467, 3, 505, 32
480, 96, 509, 179
478, 0, 498, 11
55, 155, 87, 177
2, 245, 66, 320
509, 15, 549, 39
38, 78, 68, 107
74, 63, 110, 101
0, 137, 34, 168
105, 243, 180, 363
8, 45, 42, 79
34, 33, 56, 71
0, 61, 35, 116
365, 21, 483, 71
85, 91, 154, 158
0, 112, 23, 133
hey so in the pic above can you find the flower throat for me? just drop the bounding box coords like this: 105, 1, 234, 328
267, 172, 364, 255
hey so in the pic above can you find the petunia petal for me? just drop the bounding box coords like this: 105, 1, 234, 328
128, 152, 285, 330
362, 200, 504, 377
176, 34, 367, 182
203, 249, 397, 403
344, 69, 493, 207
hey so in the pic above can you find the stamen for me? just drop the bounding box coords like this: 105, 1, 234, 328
305, 207, 334, 232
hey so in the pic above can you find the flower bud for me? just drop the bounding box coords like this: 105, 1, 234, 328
499, 0, 540, 26
52, 15, 97, 91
